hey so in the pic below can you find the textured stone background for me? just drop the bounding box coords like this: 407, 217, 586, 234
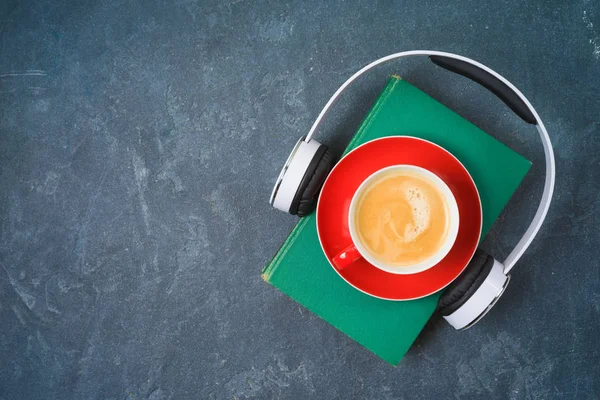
1, 0, 599, 399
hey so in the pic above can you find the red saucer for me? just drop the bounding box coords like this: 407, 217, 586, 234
316, 136, 482, 300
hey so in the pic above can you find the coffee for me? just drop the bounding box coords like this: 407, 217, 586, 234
353, 169, 450, 267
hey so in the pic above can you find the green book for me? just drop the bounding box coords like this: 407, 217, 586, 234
262, 76, 531, 364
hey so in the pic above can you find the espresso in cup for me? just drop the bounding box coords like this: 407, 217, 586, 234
338, 165, 459, 274
354, 169, 451, 266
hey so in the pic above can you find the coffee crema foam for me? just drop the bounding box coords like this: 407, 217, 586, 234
355, 171, 450, 266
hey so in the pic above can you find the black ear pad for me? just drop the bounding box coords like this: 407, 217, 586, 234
437, 249, 495, 316
289, 145, 336, 217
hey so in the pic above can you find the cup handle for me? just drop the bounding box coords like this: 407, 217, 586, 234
332, 243, 363, 270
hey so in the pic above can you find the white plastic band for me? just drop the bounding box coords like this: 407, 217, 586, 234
304, 50, 555, 274
502, 124, 555, 272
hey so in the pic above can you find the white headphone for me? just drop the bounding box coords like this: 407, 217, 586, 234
269, 51, 556, 330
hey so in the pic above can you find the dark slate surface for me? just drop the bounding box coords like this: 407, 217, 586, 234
1, 0, 599, 398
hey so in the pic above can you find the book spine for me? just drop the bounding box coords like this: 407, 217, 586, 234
262, 217, 310, 281
343, 76, 402, 155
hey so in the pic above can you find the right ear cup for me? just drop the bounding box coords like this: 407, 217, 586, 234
289, 145, 336, 217
437, 249, 495, 316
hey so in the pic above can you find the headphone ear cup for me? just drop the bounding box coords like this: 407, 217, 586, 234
437, 249, 495, 316
290, 145, 336, 217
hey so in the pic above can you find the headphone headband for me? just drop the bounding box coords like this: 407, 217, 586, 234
303, 50, 555, 274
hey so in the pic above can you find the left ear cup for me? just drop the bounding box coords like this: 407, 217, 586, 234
290, 145, 336, 217
437, 249, 495, 316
